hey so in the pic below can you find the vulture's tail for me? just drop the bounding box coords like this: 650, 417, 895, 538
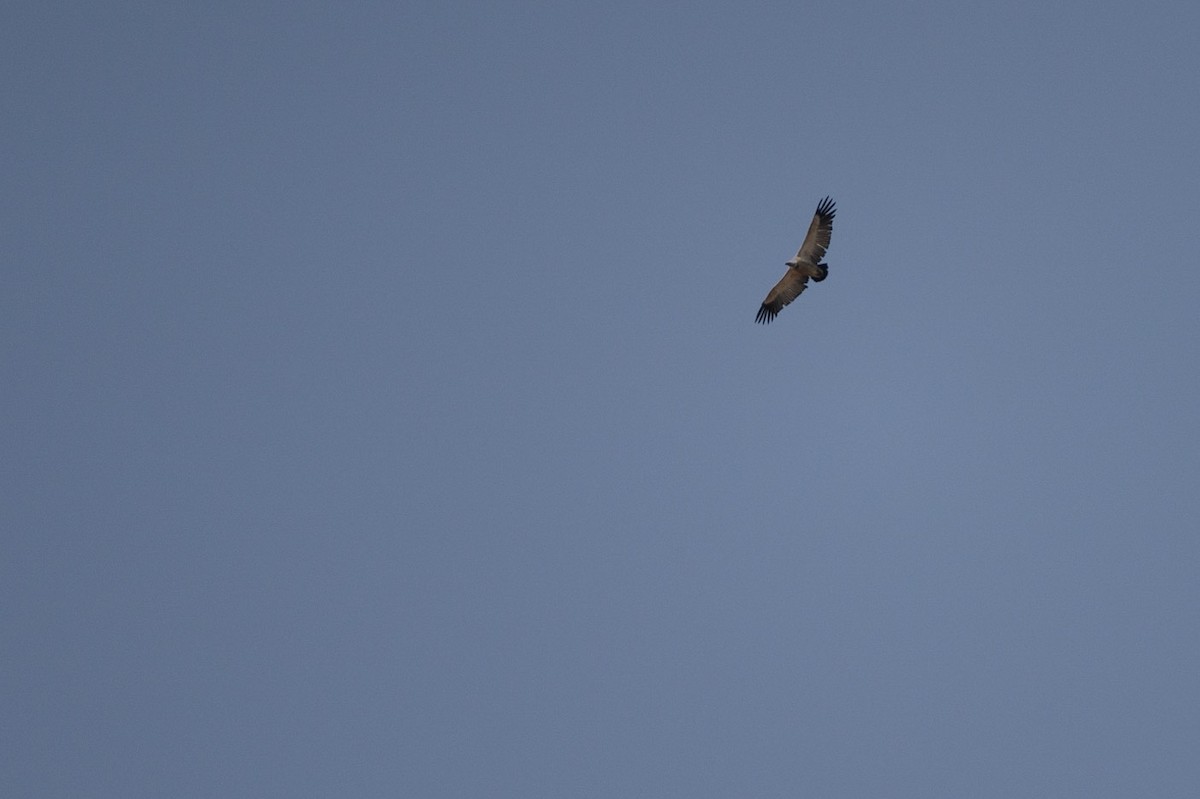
812, 262, 829, 282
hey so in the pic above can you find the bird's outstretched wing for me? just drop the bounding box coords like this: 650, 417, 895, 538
755, 196, 836, 324
793, 196, 835, 266
756, 270, 811, 324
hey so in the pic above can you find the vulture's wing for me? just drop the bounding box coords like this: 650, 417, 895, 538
755, 269, 810, 324
792, 196, 836, 266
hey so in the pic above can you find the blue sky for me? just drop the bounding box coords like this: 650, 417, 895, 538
4, 2, 1199, 796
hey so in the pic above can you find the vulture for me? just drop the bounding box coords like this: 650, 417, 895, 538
755, 196, 836, 324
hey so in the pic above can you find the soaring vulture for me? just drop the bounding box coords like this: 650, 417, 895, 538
755, 196, 836, 324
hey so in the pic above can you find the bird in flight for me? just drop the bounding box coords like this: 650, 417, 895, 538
755, 196, 836, 324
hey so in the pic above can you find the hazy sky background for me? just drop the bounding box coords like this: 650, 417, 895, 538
4, 2, 1199, 796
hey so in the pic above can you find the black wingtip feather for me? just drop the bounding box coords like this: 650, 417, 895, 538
816, 196, 836, 219
755, 305, 775, 324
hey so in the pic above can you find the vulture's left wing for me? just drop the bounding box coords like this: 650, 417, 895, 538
793, 196, 836, 266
